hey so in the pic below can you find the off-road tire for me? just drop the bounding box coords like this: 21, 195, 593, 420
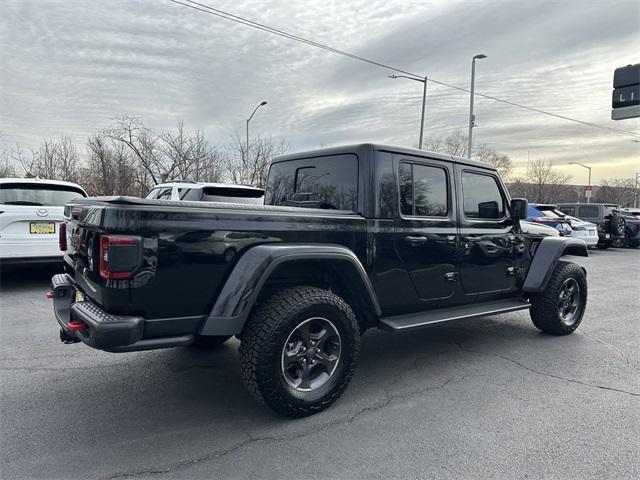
191, 335, 232, 348
530, 261, 587, 335
608, 214, 625, 236
239, 286, 360, 417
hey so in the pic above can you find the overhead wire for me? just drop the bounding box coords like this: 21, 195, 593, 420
167, 0, 640, 139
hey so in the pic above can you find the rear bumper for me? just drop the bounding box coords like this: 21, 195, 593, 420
51, 274, 194, 352
0, 240, 62, 260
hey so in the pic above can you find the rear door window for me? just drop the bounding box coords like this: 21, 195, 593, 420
266, 154, 358, 211
398, 162, 448, 217
0, 184, 86, 206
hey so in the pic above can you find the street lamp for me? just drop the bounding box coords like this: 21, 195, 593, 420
468, 54, 487, 159
388, 74, 428, 149
246, 101, 268, 159
570, 162, 592, 203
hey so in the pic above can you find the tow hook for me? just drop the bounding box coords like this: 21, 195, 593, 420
59, 329, 80, 344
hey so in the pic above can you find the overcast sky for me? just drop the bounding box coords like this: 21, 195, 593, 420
1, 0, 639, 183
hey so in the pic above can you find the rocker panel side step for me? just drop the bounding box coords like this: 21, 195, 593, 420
379, 298, 530, 332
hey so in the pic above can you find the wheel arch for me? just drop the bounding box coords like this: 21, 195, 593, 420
199, 244, 381, 336
523, 237, 588, 293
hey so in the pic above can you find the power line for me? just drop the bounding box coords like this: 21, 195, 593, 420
168, 0, 640, 139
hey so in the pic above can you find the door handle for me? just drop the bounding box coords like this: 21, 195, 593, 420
404, 235, 428, 246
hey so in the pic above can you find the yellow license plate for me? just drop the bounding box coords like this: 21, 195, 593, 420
74, 291, 85, 302
29, 222, 55, 234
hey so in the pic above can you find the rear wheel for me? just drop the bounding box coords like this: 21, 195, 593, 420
239, 286, 360, 417
530, 261, 587, 335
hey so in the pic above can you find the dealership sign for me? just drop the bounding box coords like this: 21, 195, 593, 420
612, 63, 640, 120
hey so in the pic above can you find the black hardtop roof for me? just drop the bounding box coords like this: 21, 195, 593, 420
273, 143, 495, 171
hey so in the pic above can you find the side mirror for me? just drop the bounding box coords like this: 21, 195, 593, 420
510, 198, 528, 220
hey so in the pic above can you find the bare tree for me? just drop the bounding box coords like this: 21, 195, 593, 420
593, 177, 636, 206
424, 130, 512, 177
18, 135, 81, 182
225, 134, 287, 187
473, 144, 512, 178
0, 150, 16, 177
0, 133, 17, 177
82, 134, 139, 196
105, 116, 225, 192
508, 158, 571, 203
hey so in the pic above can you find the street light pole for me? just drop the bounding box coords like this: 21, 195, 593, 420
468, 54, 487, 159
246, 101, 268, 161
570, 162, 592, 203
388, 74, 428, 149
635, 171, 640, 208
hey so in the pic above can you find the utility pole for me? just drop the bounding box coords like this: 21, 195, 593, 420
468, 54, 487, 159
388, 75, 428, 149
635, 171, 640, 208
246, 101, 268, 162
570, 162, 592, 203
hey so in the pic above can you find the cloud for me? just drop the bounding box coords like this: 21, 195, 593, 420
0, 0, 638, 182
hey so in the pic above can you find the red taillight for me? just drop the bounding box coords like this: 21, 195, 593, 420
99, 235, 138, 280
59, 222, 67, 251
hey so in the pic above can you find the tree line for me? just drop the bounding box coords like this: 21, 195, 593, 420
0, 115, 286, 196
1, 124, 636, 206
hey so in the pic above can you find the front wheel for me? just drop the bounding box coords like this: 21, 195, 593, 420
530, 261, 587, 335
239, 286, 360, 417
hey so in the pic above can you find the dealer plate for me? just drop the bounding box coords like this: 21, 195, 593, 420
74, 291, 85, 303
29, 222, 55, 234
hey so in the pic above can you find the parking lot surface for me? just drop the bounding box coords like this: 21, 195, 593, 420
1, 249, 639, 479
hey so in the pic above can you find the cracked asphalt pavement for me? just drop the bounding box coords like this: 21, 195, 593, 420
1, 249, 639, 479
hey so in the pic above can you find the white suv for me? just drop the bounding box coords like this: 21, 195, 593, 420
146, 182, 264, 204
0, 178, 87, 264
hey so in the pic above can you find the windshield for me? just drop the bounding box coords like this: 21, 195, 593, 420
536, 206, 563, 218
0, 184, 86, 206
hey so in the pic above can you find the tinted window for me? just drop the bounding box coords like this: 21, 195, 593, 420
265, 154, 358, 211
0, 184, 85, 206
202, 187, 264, 204
461, 172, 505, 219
560, 206, 576, 216
399, 162, 448, 217
578, 205, 599, 218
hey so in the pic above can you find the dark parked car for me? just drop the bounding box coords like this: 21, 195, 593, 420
556, 203, 632, 249
526, 204, 573, 236
51, 144, 588, 417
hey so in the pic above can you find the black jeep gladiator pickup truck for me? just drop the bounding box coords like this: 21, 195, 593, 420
51, 144, 588, 417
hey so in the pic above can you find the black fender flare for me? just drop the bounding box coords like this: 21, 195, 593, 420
522, 237, 588, 293
199, 243, 381, 336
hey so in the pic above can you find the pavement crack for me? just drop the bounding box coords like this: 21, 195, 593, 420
452, 339, 640, 398
578, 329, 639, 370
106, 376, 457, 479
